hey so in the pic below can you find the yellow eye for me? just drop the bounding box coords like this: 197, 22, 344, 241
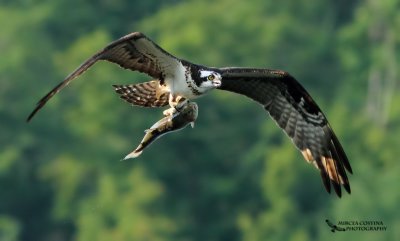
207, 74, 215, 81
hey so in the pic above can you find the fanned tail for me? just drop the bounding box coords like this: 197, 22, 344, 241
113, 80, 170, 107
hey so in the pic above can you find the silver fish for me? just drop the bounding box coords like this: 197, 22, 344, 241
124, 101, 198, 159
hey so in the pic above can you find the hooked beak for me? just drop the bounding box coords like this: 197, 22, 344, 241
213, 75, 222, 87
213, 80, 221, 87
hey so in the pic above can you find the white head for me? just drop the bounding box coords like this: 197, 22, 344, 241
198, 70, 222, 89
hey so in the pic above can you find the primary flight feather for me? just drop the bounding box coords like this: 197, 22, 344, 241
27, 32, 352, 197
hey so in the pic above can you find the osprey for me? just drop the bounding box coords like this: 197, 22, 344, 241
27, 32, 352, 197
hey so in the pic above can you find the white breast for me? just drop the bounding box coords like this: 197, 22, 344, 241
165, 63, 199, 99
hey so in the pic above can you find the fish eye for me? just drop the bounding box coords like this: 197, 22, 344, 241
207, 74, 215, 81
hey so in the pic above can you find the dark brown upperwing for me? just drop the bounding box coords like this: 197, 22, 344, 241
218, 67, 352, 197
27, 32, 180, 121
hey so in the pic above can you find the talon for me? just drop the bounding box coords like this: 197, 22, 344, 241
163, 107, 176, 117
175, 98, 189, 112
168, 94, 187, 112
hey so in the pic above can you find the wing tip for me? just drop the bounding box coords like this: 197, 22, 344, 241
27, 112, 36, 122
27, 50, 102, 122
332, 181, 342, 198
321, 175, 351, 198
320, 170, 332, 194
26, 110, 36, 122
331, 179, 351, 197
317, 154, 351, 197
320, 126, 352, 197
26, 94, 53, 122
321, 175, 351, 197
343, 182, 351, 194
329, 128, 353, 174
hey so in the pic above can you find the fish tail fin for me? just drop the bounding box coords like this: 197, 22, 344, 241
123, 150, 143, 160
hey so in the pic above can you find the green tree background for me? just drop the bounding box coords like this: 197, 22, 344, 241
1, 0, 399, 240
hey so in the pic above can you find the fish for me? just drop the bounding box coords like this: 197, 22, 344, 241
123, 101, 198, 159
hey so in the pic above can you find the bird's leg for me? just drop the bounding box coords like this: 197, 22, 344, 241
163, 94, 178, 116
163, 107, 176, 117
163, 94, 187, 116
174, 97, 189, 112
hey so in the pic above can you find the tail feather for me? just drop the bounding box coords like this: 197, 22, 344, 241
113, 80, 170, 107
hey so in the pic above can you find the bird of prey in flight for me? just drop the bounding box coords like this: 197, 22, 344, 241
27, 32, 352, 197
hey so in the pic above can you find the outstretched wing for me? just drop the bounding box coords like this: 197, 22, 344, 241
27, 32, 180, 121
218, 67, 352, 197
113, 80, 170, 107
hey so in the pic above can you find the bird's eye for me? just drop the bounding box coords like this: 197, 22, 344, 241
207, 74, 215, 81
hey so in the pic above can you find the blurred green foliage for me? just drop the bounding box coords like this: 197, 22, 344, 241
1, 0, 399, 240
